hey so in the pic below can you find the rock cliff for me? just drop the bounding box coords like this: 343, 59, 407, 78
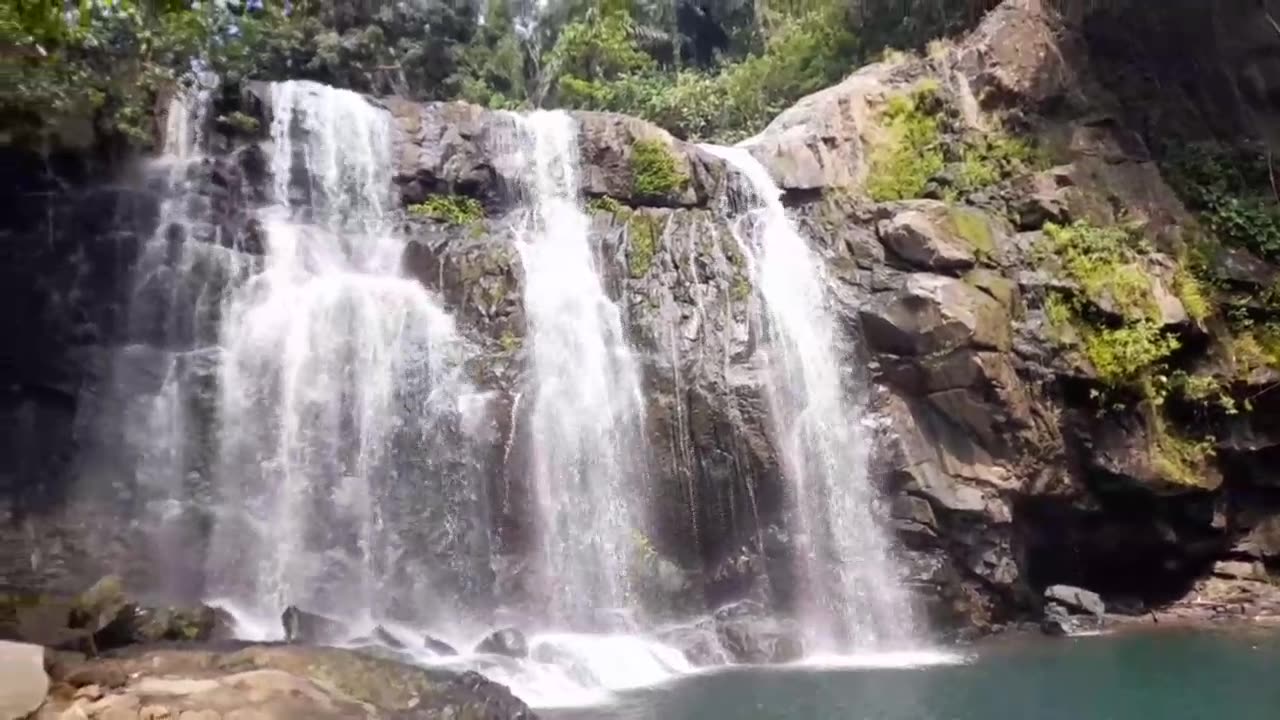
3, 0, 1280, 657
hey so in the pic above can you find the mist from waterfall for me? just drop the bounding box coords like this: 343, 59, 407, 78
502, 110, 651, 627
701, 144, 916, 652
203, 81, 488, 628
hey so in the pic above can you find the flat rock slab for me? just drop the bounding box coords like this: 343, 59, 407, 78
0, 640, 49, 720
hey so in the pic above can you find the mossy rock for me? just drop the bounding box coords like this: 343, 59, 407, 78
630, 140, 688, 202
408, 194, 485, 225
963, 268, 1021, 317
627, 211, 665, 278
944, 206, 997, 262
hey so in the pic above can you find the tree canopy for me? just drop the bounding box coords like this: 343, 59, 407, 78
0, 0, 997, 147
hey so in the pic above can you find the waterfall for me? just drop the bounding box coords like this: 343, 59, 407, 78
503, 111, 651, 626
701, 145, 916, 651
204, 81, 487, 628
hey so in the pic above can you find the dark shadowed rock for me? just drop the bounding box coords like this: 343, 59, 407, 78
476, 627, 529, 658
371, 626, 406, 649
281, 606, 349, 645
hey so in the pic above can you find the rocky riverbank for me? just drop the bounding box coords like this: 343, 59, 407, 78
1, 577, 535, 720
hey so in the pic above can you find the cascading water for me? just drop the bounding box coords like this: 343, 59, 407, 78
701, 145, 916, 652
204, 81, 488, 629
502, 111, 651, 626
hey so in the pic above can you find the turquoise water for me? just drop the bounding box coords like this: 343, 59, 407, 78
548, 628, 1280, 719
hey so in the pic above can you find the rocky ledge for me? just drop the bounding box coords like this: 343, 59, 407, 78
12, 643, 533, 720
0, 578, 535, 720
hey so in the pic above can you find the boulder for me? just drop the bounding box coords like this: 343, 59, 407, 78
1040, 602, 1073, 637
878, 210, 977, 272
94, 604, 231, 651
1212, 560, 1269, 582
0, 641, 48, 720
9, 577, 232, 654
860, 274, 1012, 357
1044, 585, 1105, 616
656, 622, 732, 666
281, 606, 349, 645
1233, 516, 1280, 559
34, 644, 535, 720
68, 576, 129, 638
475, 627, 528, 658
713, 613, 804, 664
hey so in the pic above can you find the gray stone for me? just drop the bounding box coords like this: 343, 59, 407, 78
0, 641, 48, 720
860, 274, 1012, 357
878, 210, 976, 272
1234, 516, 1280, 559
1040, 602, 1073, 637
891, 495, 939, 530
1212, 560, 1269, 582
1045, 585, 1105, 616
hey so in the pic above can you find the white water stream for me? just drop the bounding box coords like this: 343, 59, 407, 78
701, 144, 917, 652
503, 110, 651, 627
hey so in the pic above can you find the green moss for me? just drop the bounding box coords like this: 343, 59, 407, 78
1040, 221, 1157, 320
952, 132, 1043, 197
1038, 221, 1183, 399
1172, 265, 1211, 323
1151, 422, 1217, 488
730, 274, 752, 303
498, 330, 521, 354
627, 213, 662, 278
1232, 328, 1280, 376
217, 111, 260, 135
408, 195, 485, 225
946, 205, 995, 260
630, 139, 688, 200
866, 82, 1043, 202
588, 195, 624, 214
866, 85, 945, 202
1081, 320, 1181, 389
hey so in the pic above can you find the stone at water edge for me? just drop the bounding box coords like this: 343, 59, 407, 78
476, 627, 529, 658
424, 634, 459, 656
1040, 603, 1073, 637
1044, 585, 1105, 617
281, 605, 349, 644
0, 641, 48, 720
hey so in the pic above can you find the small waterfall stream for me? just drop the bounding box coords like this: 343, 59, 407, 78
503, 111, 651, 627
701, 145, 917, 652
204, 81, 488, 628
